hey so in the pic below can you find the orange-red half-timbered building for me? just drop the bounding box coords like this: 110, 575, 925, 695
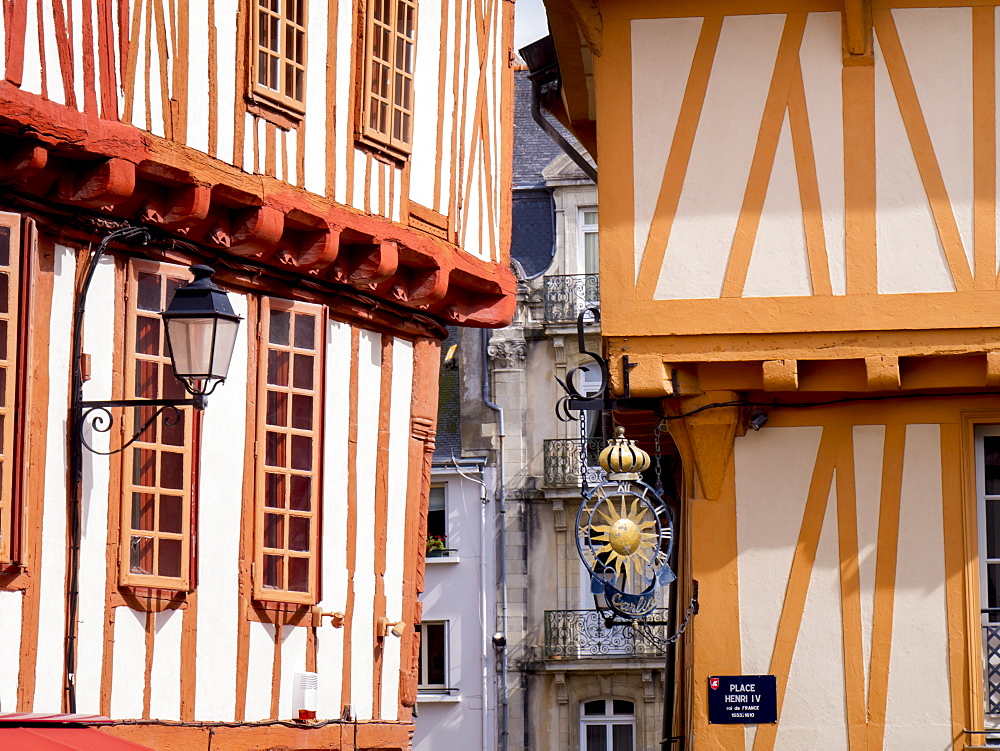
0, 0, 514, 749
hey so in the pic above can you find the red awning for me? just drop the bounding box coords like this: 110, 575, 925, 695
0, 726, 155, 750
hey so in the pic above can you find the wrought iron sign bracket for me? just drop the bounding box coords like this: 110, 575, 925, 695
77, 396, 205, 456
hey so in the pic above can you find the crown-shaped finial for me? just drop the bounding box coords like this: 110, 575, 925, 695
598, 426, 651, 481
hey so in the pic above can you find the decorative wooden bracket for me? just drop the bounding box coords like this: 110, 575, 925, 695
58, 157, 136, 210
336, 239, 399, 286
228, 206, 284, 256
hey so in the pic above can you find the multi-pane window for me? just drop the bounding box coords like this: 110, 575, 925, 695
416, 621, 447, 690
121, 263, 194, 588
426, 484, 448, 557
579, 208, 599, 276
254, 298, 323, 604
0, 215, 21, 565
362, 0, 417, 153
254, 0, 307, 108
580, 699, 635, 751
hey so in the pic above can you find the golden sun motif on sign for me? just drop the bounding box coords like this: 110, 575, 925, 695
588, 494, 658, 581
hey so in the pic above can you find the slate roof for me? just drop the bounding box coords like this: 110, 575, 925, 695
513, 70, 577, 189
434, 326, 462, 461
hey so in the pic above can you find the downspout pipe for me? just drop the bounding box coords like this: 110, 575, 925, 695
528, 80, 598, 184
482, 327, 508, 751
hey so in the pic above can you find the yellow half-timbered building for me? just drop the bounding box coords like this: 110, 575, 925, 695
541, 0, 1000, 748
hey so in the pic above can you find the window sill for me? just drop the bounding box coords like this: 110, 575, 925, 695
246, 94, 304, 130
426, 555, 460, 564
416, 693, 462, 703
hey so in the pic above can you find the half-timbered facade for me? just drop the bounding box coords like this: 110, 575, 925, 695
0, 0, 514, 748
541, 0, 1000, 748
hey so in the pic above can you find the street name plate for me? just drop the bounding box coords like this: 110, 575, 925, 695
707, 675, 777, 724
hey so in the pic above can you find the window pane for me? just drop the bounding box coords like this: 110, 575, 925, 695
137, 273, 161, 312
267, 390, 288, 427
158, 538, 182, 578
160, 451, 184, 490
289, 475, 311, 511
264, 512, 284, 549
611, 724, 633, 751
292, 394, 312, 430
989, 499, 1000, 559
986, 437, 1000, 495
288, 556, 309, 592
131, 492, 156, 531
267, 350, 289, 386
293, 353, 314, 390
583, 700, 605, 716
265, 432, 286, 467
130, 536, 153, 574
269, 310, 290, 345
159, 494, 183, 534
133, 448, 157, 487
263, 554, 282, 588
289, 516, 310, 552
426, 623, 446, 685
265, 473, 286, 508
294, 314, 315, 350
136, 316, 160, 355
585, 725, 607, 751
612, 700, 634, 715
291, 434, 312, 471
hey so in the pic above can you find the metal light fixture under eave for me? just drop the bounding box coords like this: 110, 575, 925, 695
160, 265, 242, 406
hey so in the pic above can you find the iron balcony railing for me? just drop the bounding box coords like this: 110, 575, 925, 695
543, 274, 600, 323
543, 438, 606, 488
544, 609, 669, 658
985, 610, 1000, 715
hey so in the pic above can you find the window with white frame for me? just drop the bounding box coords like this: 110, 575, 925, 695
426, 484, 448, 557
416, 621, 448, 690
580, 699, 635, 751
976, 426, 1000, 721
579, 207, 599, 276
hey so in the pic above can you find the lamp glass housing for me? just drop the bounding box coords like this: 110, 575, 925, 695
160, 265, 241, 398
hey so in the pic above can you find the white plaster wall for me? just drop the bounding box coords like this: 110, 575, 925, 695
874, 33, 954, 294
883, 424, 951, 747
380, 338, 414, 721
351, 330, 383, 721
70, 0, 86, 111
771, 481, 849, 750
214, 0, 239, 164
893, 7, 973, 268
736, 427, 822, 681
194, 292, 249, 721
743, 117, 812, 297
799, 11, 846, 296
409, 0, 444, 210
413, 467, 495, 751
656, 14, 784, 300
75, 257, 117, 713
129, 0, 149, 134
20, 1, 42, 97
243, 113, 256, 176
630, 17, 702, 281
245, 621, 276, 719
110, 608, 147, 719
0, 590, 22, 713
316, 320, 352, 718
40, 1, 64, 106
287, 127, 298, 187
34, 244, 76, 712
352, 151, 367, 214
302, 0, 328, 195
149, 608, 183, 719
333, 0, 355, 205
278, 625, 308, 719
187, 1, 211, 154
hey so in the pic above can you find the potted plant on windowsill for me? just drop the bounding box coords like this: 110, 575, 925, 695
426, 535, 455, 558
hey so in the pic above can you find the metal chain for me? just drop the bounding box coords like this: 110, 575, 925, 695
579, 410, 590, 495
629, 594, 698, 648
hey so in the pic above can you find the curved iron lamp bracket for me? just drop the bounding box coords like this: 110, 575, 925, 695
77, 397, 202, 456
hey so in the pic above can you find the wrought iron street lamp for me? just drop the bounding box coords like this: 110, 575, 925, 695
160, 264, 242, 405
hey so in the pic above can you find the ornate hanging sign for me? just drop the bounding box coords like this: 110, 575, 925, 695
576, 427, 676, 620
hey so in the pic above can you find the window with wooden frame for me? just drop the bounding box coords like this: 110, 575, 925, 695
0, 214, 23, 567
360, 0, 417, 155
252, 0, 307, 112
253, 298, 323, 604
120, 262, 196, 589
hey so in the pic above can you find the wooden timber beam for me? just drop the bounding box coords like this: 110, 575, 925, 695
842, 0, 873, 65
